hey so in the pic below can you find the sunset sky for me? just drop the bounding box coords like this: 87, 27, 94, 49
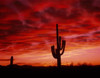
0, 0, 100, 66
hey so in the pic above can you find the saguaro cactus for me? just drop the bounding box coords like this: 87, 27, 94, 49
10, 56, 13, 66
51, 24, 66, 68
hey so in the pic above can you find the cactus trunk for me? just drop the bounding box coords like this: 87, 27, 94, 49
10, 56, 13, 66
51, 24, 66, 68
57, 51, 61, 68
56, 24, 61, 68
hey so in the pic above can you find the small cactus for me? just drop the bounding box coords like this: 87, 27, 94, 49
10, 56, 13, 66
51, 24, 66, 68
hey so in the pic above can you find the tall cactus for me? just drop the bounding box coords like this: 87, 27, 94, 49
51, 24, 66, 68
10, 56, 13, 66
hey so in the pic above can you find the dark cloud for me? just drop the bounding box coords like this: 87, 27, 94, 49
95, 14, 100, 21
75, 36, 89, 42
80, 0, 94, 8
59, 29, 70, 33
80, 0, 100, 13
67, 9, 82, 20
0, 59, 10, 61
0, 12, 9, 19
40, 17, 50, 23
0, 7, 15, 19
8, 20, 22, 25
93, 31, 100, 39
32, 11, 51, 23
94, 31, 100, 34
45, 6, 83, 22
45, 7, 68, 19
25, 20, 35, 24
32, 11, 43, 18
1, 20, 35, 36
13, 0, 31, 11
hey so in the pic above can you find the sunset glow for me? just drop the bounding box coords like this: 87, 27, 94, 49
0, 0, 100, 66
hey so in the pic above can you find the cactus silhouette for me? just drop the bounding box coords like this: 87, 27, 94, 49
51, 24, 66, 68
10, 56, 13, 66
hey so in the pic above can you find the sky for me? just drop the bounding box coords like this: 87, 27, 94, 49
0, 0, 100, 66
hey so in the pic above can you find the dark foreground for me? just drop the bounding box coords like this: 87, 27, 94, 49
0, 65, 100, 77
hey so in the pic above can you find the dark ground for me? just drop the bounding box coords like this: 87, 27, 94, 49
0, 65, 100, 77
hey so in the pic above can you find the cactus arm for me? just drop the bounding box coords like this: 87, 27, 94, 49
60, 40, 66, 55
51, 46, 57, 59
